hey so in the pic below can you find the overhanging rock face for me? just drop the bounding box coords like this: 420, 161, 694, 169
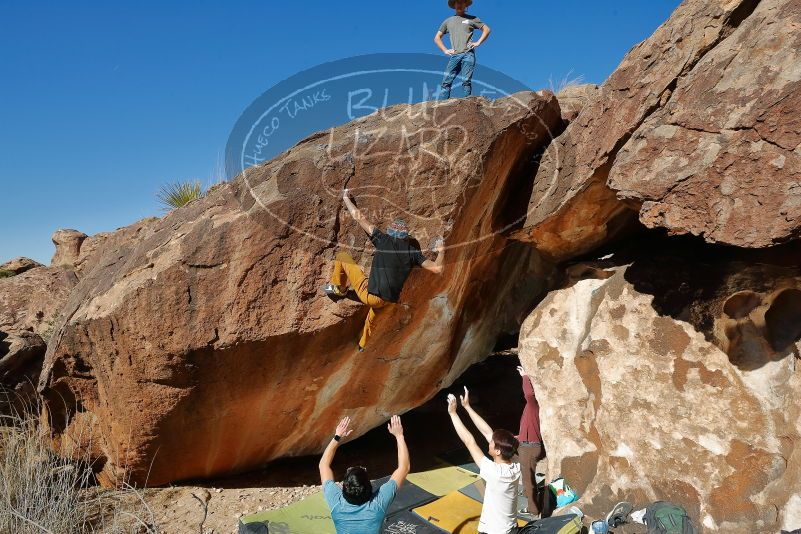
514, 0, 801, 260
40, 92, 561, 486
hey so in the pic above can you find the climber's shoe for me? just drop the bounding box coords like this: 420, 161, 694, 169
606, 501, 633, 528
357, 344, 365, 353
323, 283, 347, 301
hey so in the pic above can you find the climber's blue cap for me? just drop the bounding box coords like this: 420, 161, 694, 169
387, 219, 409, 239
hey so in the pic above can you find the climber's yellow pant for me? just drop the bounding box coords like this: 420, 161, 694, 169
330, 252, 389, 349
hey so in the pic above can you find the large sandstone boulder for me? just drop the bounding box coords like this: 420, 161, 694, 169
39, 92, 562, 486
519, 242, 801, 533
608, 0, 801, 246
515, 0, 801, 260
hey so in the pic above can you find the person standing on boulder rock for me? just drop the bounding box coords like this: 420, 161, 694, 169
319, 415, 410, 534
323, 189, 445, 352
434, 0, 491, 99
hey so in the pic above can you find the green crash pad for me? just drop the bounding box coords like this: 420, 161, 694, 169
238, 491, 335, 534
406, 464, 480, 497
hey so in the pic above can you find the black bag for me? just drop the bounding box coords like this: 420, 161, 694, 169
643, 501, 696, 534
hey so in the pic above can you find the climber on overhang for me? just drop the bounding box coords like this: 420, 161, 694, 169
322, 188, 445, 352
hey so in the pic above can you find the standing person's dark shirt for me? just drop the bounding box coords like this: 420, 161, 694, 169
367, 229, 426, 303
519, 376, 542, 443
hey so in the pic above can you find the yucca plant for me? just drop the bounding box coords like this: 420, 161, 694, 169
157, 180, 204, 211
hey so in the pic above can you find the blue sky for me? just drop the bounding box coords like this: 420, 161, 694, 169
0, 1, 681, 264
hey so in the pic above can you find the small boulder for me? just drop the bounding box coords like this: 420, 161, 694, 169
0, 330, 47, 415
0, 330, 46, 380
0, 266, 78, 338
51, 229, 88, 268
555, 83, 599, 122
0, 257, 43, 275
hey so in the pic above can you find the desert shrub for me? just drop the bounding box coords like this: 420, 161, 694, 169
0, 270, 15, 278
157, 180, 204, 211
548, 70, 586, 93
0, 408, 158, 533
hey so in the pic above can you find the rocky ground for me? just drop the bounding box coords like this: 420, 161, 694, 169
138, 483, 320, 534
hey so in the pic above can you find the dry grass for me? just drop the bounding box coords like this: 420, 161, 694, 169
0, 408, 159, 534
548, 70, 586, 94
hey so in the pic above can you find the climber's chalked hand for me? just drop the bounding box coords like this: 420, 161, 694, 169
446, 393, 458, 414
335, 417, 354, 439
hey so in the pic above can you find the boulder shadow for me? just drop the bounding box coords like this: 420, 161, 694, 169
184, 354, 525, 490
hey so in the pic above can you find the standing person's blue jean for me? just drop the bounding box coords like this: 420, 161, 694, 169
439, 50, 476, 99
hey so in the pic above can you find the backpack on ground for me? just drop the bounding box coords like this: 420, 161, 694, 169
547, 477, 579, 509
517, 513, 582, 534
643, 501, 696, 534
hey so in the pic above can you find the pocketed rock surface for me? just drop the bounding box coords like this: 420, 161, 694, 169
519, 242, 801, 533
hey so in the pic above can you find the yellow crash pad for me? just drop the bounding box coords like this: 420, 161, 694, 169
406, 464, 480, 497
414, 491, 483, 533
413, 490, 526, 534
